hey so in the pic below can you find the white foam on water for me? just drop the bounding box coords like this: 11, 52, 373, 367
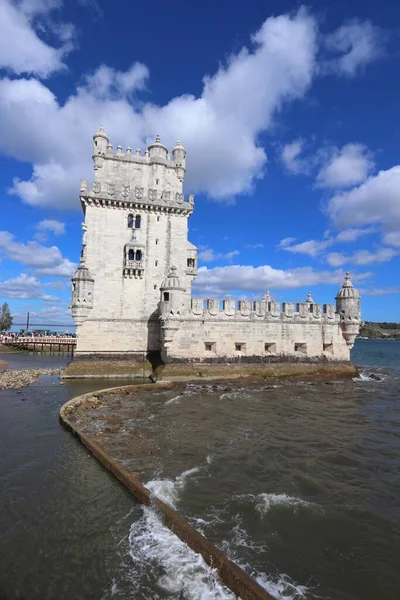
256, 493, 315, 516
128, 506, 236, 599
164, 394, 182, 405
206, 454, 213, 464
146, 466, 202, 509
256, 572, 309, 599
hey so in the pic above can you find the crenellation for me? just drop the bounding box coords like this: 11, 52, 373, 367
71, 127, 361, 362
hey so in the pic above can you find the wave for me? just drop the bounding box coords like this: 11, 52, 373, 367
128, 506, 236, 599
256, 493, 315, 516
146, 466, 202, 509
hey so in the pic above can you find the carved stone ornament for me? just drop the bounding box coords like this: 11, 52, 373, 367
298, 303, 309, 318
148, 189, 157, 201
175, 192, 183, 204
223, 299, 235, 316
92, 181, 101, 194
191, 298, 203, 315
325, 304, 335, 319
80, 179, 87, 192
270, 301, 280, 317
122, 185, 130, 198
284, 302, 294, 317
253, 301, 265, 318
313, 304, 322, 318
135, 187, 144, 200
188, 193, 195, 206
207, 298, 219, 316
107, 183, 116, 196
161, 191, 171, 203
239, 300, 251, 316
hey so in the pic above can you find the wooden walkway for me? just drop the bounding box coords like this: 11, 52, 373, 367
2, 336, 76, 355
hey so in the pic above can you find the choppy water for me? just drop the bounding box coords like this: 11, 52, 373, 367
0, 340, 399, 600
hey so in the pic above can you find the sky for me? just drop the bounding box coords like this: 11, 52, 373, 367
0, 0, 399, 330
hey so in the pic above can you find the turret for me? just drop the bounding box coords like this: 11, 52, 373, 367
336, 272, 361, 348
172, 139, 186, 181
159, 267, 187, 361
93, 126, 109, 170
70, 264, 94, 326
148, 134, 168, 161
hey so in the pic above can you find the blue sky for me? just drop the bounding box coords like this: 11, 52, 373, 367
0, 0, 399, 329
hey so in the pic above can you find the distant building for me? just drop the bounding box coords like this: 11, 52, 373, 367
71, 127, 361, 363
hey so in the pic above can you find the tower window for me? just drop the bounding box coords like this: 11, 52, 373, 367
128, 249, 134, 260
187, 258, 195, 268
135, 249, 142, 261
163, 292, 170, 301
135, 215, 141, 229
156, 239, 159, 245
154, 285, 157, 290
157, 216, 160, 222
127, 214, 134, 228
156, 179, 159, 185
155, 260, 158, 266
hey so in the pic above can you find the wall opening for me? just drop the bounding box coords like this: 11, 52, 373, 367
157, 216, 160, 222
204, 342, 216, 353
323, 343, 334, 354
127, 214, 134, 228
163, 292, 170, 301
128, 249, 134, 260
135, 215, 141, 229
187, 258, 195, 268
135, 249, 142, 261
235, 343, 246, 353
295, 342, 307, 354
264, 342, 277, 355
155, 260, 158, 266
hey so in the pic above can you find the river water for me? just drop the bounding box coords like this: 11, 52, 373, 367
0, 340, 399, 600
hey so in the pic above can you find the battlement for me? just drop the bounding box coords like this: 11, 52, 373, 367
186, 297, 339, 322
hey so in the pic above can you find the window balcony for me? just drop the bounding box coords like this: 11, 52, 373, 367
125, 259, 143, 270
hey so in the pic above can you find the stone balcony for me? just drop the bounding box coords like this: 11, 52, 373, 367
125, 260, 143, 270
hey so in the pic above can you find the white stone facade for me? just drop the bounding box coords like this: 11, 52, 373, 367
71, 128, 361, 362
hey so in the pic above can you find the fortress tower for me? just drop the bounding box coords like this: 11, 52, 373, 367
71, 128, 197, 354
70, 127, 361, 371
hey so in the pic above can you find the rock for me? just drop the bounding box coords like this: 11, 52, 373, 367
368, 373, 381, 381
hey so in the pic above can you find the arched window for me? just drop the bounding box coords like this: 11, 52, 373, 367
128, 249, 134, 261
135, 249, 142, 261
127, 214, 134, 228
135, 215, 141, 229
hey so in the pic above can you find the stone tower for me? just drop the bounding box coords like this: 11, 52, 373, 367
335, 272, 361, 349
71, 128, 197, 354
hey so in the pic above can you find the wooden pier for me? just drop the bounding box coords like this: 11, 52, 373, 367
2, 336, 76, 355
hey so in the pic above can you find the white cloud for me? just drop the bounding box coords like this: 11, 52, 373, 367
198, 247, 240, 263
0, 0, 74, 78
0, 273, 46, 299
324, 19, 387, 77
277, 237, 297, 249
279, 227, 376, 258
0, 231, 76, 276
316, 143, 374, 188
245, 243, 264, 249
280, 138, 314, 174
193, 264, 371, 296
0, 8, 318, 208
282, 239, 331, 257
12, 303, 74, 325
35, 219, 65, 235
358, 287, 400, 296
383, 231, 400, 247
327, 166, 400, 244
326, 247, 398, 267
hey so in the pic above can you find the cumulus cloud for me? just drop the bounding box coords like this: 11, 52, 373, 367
316, 143, 375, 188
193, 264, 371, 296
198, 247, 240, 262
0, 231, 76, 276
326, 247, 398, 267
280, 138, 314, 174
35, 219, 65, 236
278, 227, 376, 258
0, 8, 318, 208
327, 166, 400, 245
0, 273, 49, 299
323, 19, 388, 77
12, 303, 73, 324
0, 0, 75, 78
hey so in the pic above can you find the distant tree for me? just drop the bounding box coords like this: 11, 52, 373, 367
0, 303, 13, 332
